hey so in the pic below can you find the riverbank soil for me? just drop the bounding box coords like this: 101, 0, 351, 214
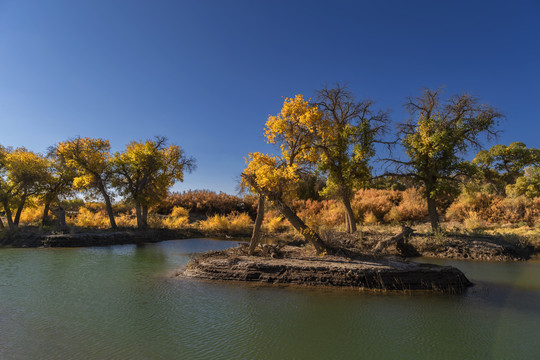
0, 225, 533, 262
181, 244, 472, 293
330, 229, 533, 261
0, 228, 209, 247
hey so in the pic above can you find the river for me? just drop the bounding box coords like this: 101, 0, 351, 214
1, 239, 539, 359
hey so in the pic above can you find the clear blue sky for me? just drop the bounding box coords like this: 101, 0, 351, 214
1, 0, 538, 194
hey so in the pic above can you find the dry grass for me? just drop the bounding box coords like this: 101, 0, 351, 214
198, 212, 253, 233
162, 206, 190, 229
73, 207, 109, 228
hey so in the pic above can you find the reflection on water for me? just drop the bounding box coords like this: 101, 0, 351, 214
1, 240, 539, 359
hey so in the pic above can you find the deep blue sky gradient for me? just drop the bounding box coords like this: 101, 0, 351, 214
1, 0, 538, 194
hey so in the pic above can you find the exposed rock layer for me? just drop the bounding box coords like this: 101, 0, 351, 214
182, 246, 473, 293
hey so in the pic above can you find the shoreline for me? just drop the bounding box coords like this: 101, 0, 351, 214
0, 227, 534, 262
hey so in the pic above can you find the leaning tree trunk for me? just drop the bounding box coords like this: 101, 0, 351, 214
0, 215, 4, 229
242, 174, 327, 254
98, 183, 117, 229
249, 195, 265, 255
13, 196, 27, 226
427, 195, 440, 231
341, 193, 357, 233
272, 198, 327, 254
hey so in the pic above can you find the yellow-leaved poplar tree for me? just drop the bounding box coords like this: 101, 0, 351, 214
56, 137, 118, 229
0, 147, 49, 229
111, 137, 195, 229
242, 97, 328, 254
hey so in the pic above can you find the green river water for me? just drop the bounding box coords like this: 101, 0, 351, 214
1, 239, 539, 359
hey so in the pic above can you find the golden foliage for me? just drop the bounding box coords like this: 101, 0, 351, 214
263, 213, 288, 233
56, 137, 111, 191
198, 212, 252, 233
363, 211, 378, 225
74, 207, 109, 228
18, 207, 43, 225
116, 214, 137, 228
265, 94, 324, 164
242, 152, 298, 193
162, 206, 190, 229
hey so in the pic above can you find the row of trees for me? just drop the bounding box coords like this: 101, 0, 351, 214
0, 137, 195, 230
242, 85, 538, 254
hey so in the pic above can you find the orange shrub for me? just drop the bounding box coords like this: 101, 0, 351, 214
352, 189, 401, 222
159, 190, 257, 217
446, 193, 540, 225
385, 187, 427, 223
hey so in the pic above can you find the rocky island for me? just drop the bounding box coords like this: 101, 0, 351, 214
181, 244, 473, 293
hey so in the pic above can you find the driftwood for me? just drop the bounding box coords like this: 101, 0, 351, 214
374, 226, 418, 256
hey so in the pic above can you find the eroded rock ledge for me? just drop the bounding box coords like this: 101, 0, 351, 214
181, 246, 473, 293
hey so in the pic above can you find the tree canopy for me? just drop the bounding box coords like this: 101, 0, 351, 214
0, 147, 49, 229
473, 142, 540, 194
111, 137, 196, 229
56, 137, 117, 229
392, 88, 503, 230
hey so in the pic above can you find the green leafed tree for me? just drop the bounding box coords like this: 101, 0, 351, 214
313, 85, 389, 233
111, 137, 196, 229
506, 166, 540, 198
472, 142, 540, 194
391, 88, 502, 230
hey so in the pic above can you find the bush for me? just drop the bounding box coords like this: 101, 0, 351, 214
385, 187, 428, 223
73, 207, 109, 228
19, 207, 43, 225
116, 214, 137, 228
198, 212, 252, 233
352, 189, 401, 222
363, 211, 378, 225
446, 192, 540, 225
159, 190, 257, 217
263, 211, 288, 233
162, 206, 190, 229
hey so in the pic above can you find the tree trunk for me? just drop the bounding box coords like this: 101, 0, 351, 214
249, 195, 265, 255
42, 200, 51, 225
141, 205, 148, 229
427, 195, 440, 231
374, 226, 416, 255
13, 200, 25, 226
0, 215, 4, 229
98, 183, 117, 229
242, 174, 327, 254
272, 197, 326, 254
3, 201, 15, 230
135, 203, 143, 230
55, 206, 67, 231
341, 194, 357, 233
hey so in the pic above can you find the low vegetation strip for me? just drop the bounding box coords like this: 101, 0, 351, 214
181, 246, 473, 293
